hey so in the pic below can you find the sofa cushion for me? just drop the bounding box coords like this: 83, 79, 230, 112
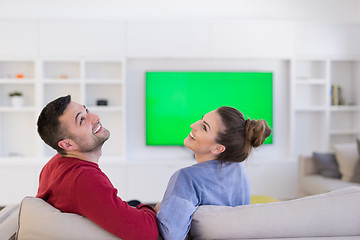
312, 152, 341, 178
332, 142, 358, 181
16, 197, 120, 240
189, 187, 360, 239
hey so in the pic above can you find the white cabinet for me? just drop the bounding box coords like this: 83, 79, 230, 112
295, 24, 360, 56
39, 22, 126, 57
290, 58, 360, 156
211, 21, 294, 58
126, 22, 210, 58
0, 21, 37, 56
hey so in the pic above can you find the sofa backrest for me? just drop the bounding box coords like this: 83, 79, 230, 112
15, 187, 360, 240
190, 187, 360, 239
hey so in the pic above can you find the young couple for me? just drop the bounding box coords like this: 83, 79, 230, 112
36, 95, 271, 240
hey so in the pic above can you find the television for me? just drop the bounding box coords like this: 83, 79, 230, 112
145, 72, 273, 146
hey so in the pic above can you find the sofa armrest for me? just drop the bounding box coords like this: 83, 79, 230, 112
0, 204, 19, 240
298, 155, 321, 196
299, 155, 320, 177
16, 197, 120, 240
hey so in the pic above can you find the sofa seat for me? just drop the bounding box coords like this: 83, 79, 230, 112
300, 174, 360, 196
299, 155, 360, 196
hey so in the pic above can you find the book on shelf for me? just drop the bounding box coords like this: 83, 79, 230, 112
331, 84, 345, 106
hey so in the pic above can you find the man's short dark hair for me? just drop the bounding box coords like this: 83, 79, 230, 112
37, 95, 71, 155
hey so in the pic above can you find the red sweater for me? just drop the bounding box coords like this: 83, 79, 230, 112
36, 154, 158, 240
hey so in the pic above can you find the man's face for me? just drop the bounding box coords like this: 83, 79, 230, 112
59, 101, 110, 153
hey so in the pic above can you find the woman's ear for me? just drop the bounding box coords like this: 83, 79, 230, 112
211, 144, 226, 155
58, 139, 78, 151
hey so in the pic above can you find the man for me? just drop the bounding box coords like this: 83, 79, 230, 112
36, 95, 158, 240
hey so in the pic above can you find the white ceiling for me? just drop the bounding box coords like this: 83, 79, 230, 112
0, 0, 359, 22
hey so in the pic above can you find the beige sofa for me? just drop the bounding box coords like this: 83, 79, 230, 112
299, 155, 360, 197
1, 187, 360, 240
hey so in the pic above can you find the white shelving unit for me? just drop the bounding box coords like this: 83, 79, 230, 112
84, 60, 126, 161
290, 58, 360, 157
329, 60, 360, 146
0, 58, 126, 164
0, 60, 37, 159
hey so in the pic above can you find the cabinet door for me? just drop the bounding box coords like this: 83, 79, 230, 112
295, 24, 360, 56
126, 22, 210, 58
211, 21, 294, 58
0, 21, 37, 56
0, 112, 37, 158
39, 21, 125, 57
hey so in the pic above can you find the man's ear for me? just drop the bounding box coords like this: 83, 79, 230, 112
211, 144, 226, 155
58, 139, 78, 151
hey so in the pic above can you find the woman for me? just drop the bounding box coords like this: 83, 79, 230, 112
155, 106, 271, 240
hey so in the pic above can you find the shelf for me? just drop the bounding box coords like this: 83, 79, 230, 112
0, 107, 36, 112
294, 78, 327, 85
294, 106, 327, 112
42, 79, 82, 84
0, 79, 36, 84
330, 129, 360, 135
330, 105, 360, 111
85, 79, 124, 84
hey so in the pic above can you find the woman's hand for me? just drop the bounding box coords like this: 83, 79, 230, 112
155, 202, 161, 213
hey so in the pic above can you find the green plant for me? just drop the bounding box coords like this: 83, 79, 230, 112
9, 91, 23, 97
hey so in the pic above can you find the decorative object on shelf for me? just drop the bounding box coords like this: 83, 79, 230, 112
16, 73, 24, 79
9, 91, 24, 108
331, 84, 345, 106
96, 99, 108, 106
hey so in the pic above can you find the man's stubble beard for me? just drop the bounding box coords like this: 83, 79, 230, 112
72, 129, 110, 153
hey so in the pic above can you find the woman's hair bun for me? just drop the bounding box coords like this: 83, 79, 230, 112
245, 119, 272, 148
216, 106, 272, 163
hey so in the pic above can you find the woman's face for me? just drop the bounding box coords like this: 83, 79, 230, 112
184, 110, 225, 162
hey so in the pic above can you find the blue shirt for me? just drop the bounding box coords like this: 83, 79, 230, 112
157, 160, 250, 240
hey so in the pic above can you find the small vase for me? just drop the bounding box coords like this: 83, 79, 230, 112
10, 96, 24, 108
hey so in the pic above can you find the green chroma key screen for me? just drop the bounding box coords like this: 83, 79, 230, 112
145, 72, 273, 145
